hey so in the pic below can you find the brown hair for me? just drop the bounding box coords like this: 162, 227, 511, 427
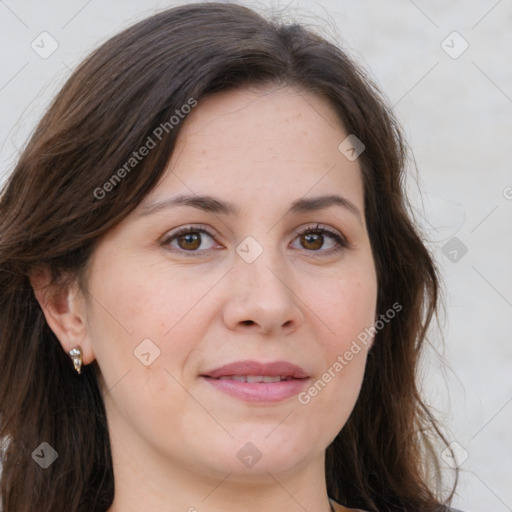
0, 3, 455, 511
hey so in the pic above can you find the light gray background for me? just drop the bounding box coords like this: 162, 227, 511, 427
1, 1, 511, 510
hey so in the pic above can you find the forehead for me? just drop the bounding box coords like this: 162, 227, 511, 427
143, 84, 365, 217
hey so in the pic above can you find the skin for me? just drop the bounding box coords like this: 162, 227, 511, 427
32, 84, 377, 512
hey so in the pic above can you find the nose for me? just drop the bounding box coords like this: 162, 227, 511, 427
221, 247, 304, 336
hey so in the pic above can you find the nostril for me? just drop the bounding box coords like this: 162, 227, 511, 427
241, 320, 255, 326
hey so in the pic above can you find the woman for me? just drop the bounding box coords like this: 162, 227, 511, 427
0, 3, 458, 511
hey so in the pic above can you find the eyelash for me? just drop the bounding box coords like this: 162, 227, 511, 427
160, 223, 349, 257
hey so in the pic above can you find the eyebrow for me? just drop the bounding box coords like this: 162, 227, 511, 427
139, 193, 363, 224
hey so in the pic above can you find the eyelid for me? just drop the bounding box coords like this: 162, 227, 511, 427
294, 223, 345, 240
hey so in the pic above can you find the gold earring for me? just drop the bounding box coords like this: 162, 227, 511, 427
68, 346, 83, 374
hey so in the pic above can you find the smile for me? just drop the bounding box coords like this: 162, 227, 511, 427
216, 375, 296, 383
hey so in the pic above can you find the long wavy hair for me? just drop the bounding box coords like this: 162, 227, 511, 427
0, 3, 456, 511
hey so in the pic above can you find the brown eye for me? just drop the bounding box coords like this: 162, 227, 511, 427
163, 226, 218, 254
300, 232, 324, 250
291, 224, 347, 255
176, 232, 202, 251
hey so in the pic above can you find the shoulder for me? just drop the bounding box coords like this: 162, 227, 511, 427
330, 501, 368, 512
338, 509, 463, 512
331, 501, 464, 512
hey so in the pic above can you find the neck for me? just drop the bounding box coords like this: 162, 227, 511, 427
106, 446, 335, 512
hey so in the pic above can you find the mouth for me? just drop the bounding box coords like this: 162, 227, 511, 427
215, 375, 297, 383
202, 360, 309, 379
200, 360, 310, 403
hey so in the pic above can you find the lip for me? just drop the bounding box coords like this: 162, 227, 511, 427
200, 360, 310, 403
203, 360, 309, 379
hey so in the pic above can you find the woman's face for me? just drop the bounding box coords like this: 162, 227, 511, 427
79, 85, 378, 482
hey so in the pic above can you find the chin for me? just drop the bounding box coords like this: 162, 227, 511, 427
195, 430, 320, 479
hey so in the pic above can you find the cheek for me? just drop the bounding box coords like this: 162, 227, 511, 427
308, 263, 378, 354
298, 271, 375, 433
88, 255, 205, 337
84, 255, 218, 386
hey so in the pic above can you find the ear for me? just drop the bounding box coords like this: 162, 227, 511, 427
30, 266, 95, 366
